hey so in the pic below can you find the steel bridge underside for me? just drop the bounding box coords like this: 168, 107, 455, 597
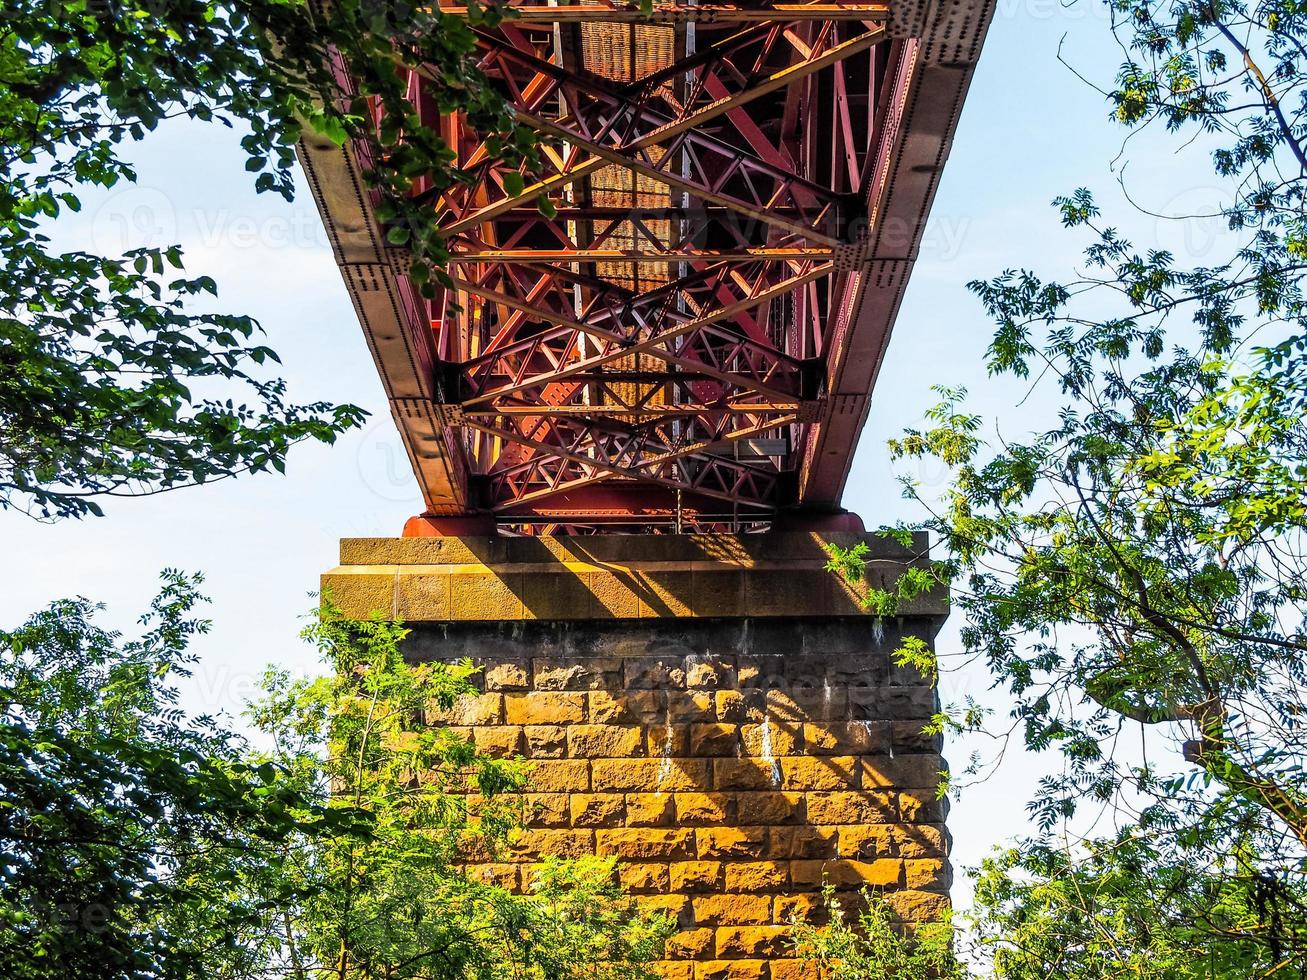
301, 0, 992, 534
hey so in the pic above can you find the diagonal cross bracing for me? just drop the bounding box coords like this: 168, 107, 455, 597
298, 0, 995, 532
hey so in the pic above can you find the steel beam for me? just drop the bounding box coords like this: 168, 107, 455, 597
438, 4, 891, 24
448, 248, 835, 263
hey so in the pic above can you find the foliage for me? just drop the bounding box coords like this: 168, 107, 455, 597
0, 571, 329, 979
0, 583, 669, 979
973, 833, 1307, 979
246, 600, 675, 978
0, 0, 538, 517
789, 887, 965, 980
825, 0, 1307, 973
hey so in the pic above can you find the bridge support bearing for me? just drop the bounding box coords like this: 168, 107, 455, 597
323, 531, 950, 977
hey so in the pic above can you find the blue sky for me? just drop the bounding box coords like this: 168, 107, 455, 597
0, 3, 1220, 898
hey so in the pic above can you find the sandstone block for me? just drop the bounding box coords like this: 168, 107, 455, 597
739, 722, 799, 757
462, 863, 519, 890
323, 571, 394, 620
861, 755, 942, 790
483, 661, 530, 691
590, 690, 659, 724
734, 792, 802, 825
899, 790, 948, 823
694, 961, 768, 980
714, 926, 790, 959
625, 792, 676, 826
697, 827, 767, 860
769, 961, 809, 980
736, 656, 785, 689
511, 829, 595, 860
619, 862, 669, 894
522, 793, 569, 827
533, 657, 622, 691
597, 828, 696, 860
713, 758, 780, 791
523, 725, 567, 758
905, 858, 950, 891
691, 894, 772, 926
525, 760, 590, 793
638, 570, 695, 618
450, 570, 522, 621
454, 830, 495, 864
427, 693, 503, 726
670, 860, 723, 893
690, 723, 740, 756
691, 568, 744, 618
804, 721, 888, 755
650, 963, 694, 980
567, 724, 644, 759
748, 569, 834, 617
685, 656, 735, 689
471, 726, 522, 758
765, 688, 846, 722
667, 692, 718, 723
592, 758, 709, 793
879, 685, 938, 718
640, 893, 693, 928
838, 825, 893, 859
773, 892, 824, 926
648, 724, 691, 757
506, 692, 585, 726
767, 826, 838, 859
846, 687, 877, 721
590, 569, 642, 618
790, 858, 902, 890
520, 570, 591, 620
570, 793, 626, 827
805, 791, 895, 825
892, 719, 942, 753
892, 824, 948, 858
884, 889, 950, 922
779, 756, 858, 791
714, 690, 764, 723
675, 793, 731, 825
667, 927, 715, 960
780, 886, 867, 923
723, 862, 788, 893
625, 657, 688, 689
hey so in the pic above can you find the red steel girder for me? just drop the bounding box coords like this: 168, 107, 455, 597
298, 0, 995, 532
439, 3, 891, 24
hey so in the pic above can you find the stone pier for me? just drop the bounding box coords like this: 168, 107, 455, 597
323, 531, 950, 979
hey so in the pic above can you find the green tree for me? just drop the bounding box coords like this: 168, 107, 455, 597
0, 0, 535, 518
825, 0, 1307, 973
973, 834, 1307, 979
0, 571, 328, 978
246, 603, 673, 979
0, 581, 669, 979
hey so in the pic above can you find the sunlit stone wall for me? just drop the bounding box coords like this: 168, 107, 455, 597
324, 532, 950, 980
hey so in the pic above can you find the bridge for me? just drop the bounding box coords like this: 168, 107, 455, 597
313, 4, 990, 965
301, 0, 990, 535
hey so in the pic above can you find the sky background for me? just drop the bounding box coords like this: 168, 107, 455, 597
0, 1, 1225, 903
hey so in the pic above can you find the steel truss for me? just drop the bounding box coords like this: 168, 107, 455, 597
300, 0, 994, 534
428, 2, 884, 531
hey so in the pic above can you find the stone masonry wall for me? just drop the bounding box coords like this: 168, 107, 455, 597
406, 616, 950, 980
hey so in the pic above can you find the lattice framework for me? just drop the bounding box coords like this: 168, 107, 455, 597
300, 0, 993, 533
